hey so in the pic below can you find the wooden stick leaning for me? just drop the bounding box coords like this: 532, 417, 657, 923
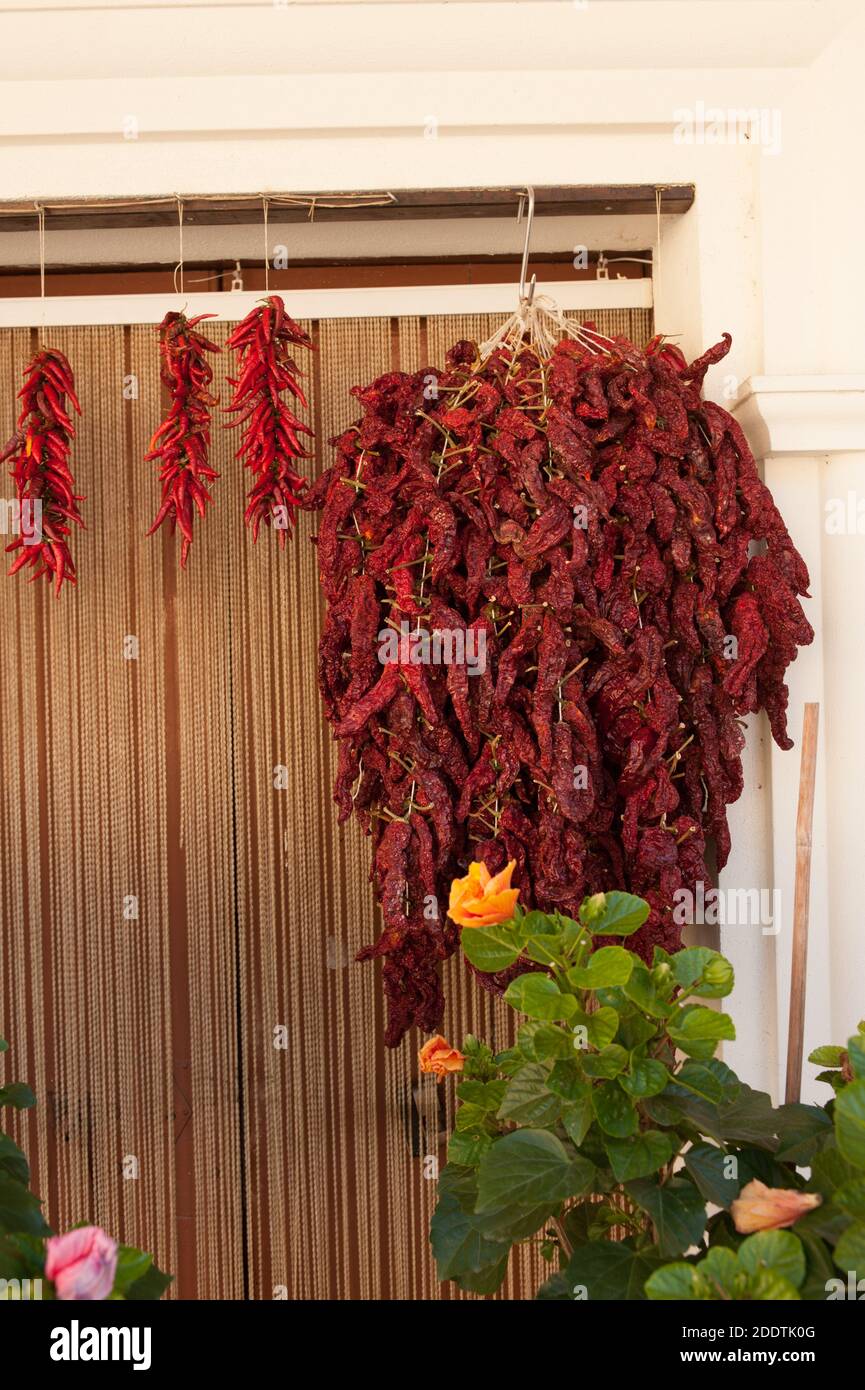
785, 702, 820, 1104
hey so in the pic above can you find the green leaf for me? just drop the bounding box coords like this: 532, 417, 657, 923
475, 1130, 594, 1212
112, 1246, 153, 1296
816, 1069, 847, 1094
125, 1262, 173, 1301
566, 1239, 664, 1300
701, 1057, 742, 1101
535, 1272, 573, 1300
523, 932, 566, 968
0, 1135, 30, 1187
672, 948, 734, 999
644, 1262, 701, 1300
700, 1246, 742, 1299
457, 1079, 508, 1112
586, 1203, 637, 1239
0, 1232, 46, 1281
617, 1012, 659, 1051
718, 1083, 779, 1148
453, 1253, 510, 1295
519, 910, 558, 936
567, 946, 634, 989
497, 1065, 561, 1127
642, 1090, 698, 1129
773, 1103, 833, 1164
448, 1131, 493, 1167
792, 1200, 850, 1244
561, 1095, 594, 1148
835, 1079, 865, 1169
592, 1083, 638, 1138
455, 1102, 493, 1133
619, 1057, 668, 1099
673, 1061, 727, 1104
798, 1230, 839, 1301
572, 1006, 619, 1051
580, 891, 650, 937
459, 922, 523, 974
0, 1083, 37, 1111
810, 1146, 860, 1199
0, 1174, 51, 1237
626, 1177, 707, 1257
834, 1177, 865, 1222
749, 1268, 801, 1300
604, 1130, 674, 1182
518, 1021, 574, 1063
461, 1036, 497, 1079
473, 1203, 554, 1243
848, 1034, 865, 1080
808, 1045, 845, 1067
582, 1045, 629, 1080
430, 1187, 510, 1281
661, 1060, 740, 1139
668, 1005, 735, 1059
833, 1222, 865, 1275
683, 1142, 740, 1208
546, 1059, 588, 1103
738, 1230, 805, 1289
504, 973, 577, 1022
623, 964, 674, 1019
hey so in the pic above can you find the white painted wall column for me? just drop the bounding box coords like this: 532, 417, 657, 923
731, 377, 865, 1102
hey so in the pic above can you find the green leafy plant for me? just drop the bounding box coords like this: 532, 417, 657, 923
646, 1024, 865, 1300
429, 892, 859, 1301
0, 1036, 171, 1300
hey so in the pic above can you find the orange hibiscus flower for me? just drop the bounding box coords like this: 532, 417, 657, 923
418, 1035, 465, 1082
730, 1179, 821, 1234
448, 859, 519, 929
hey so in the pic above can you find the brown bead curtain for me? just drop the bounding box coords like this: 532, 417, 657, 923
0, 306, 652, 1300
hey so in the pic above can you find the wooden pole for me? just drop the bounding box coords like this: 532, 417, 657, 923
785, 703, 820, 1104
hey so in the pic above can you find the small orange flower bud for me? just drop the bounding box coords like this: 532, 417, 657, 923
730, 1179, 821, 1234
448, 860, 519, 929
418, 1035, 465, 1082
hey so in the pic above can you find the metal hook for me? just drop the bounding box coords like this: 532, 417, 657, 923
517, 186, 537, 306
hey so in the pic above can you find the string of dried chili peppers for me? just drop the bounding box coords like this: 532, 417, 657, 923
225, 294, 314, 544
146, 310, 220, 568
309, 330, 813, 1047
2, 347, 84, 595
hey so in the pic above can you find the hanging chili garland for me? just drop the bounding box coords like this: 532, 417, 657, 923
146, 310, 221, 568
226, 294, 314, 544
309, 329, 813, 1047
2, 347, 85, 595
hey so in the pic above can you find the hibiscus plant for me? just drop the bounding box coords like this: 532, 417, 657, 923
426, 880, 865, 1301
0, 1036, 171, 1300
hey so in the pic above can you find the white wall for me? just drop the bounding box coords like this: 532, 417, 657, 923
1, 0, 863, 1101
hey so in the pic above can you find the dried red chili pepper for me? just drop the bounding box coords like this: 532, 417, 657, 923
310, 330, 812, 1046
4, 348, 84, 594
146, 310, 220, 568
226, 294, 314, 545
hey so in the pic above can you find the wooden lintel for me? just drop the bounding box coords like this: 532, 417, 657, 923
0, 185, 695, 234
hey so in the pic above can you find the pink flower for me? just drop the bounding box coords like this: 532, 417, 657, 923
45, 1226, 118, 1301
730, 1180, 821, 1234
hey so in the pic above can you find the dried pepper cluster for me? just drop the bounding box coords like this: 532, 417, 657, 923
226, 295, 314, 544
147, 310, 221, 568
2, 348, 84, 594
309, 329, 813, 1046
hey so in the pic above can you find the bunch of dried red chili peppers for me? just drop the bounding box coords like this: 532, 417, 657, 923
2, 348, 84, 594
309, 330, 813, 1046
226, 296, 314, 544
145, 295, 314, 563
146, 310, 221, 568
